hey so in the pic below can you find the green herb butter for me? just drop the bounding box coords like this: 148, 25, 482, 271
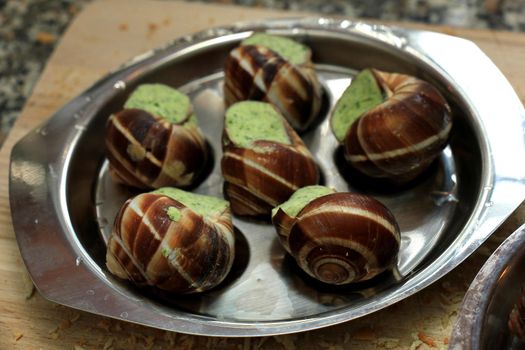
242, 33, 309, 66
154, 187, 228, 217
166, 206, 182, 222
331, 69, 384, 142
225, 101, 291, 148
124, 84, 191, 124
272, 185, 335, 218
161, 246, 171, 258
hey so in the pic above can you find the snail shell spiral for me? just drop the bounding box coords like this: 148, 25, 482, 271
221, 101, 319, 217
224, 33, 322, 132
105, 84, 208, 189
106, 189, 235, 294
272, 187, 400, 285
333, 69, 452, 182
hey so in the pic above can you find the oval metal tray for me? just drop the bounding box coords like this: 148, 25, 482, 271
450, 223, 525, 349
9, 18, 525, 336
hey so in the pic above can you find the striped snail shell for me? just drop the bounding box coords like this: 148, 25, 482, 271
224, 33, 322, 132
221, 101, 319, 217
106, 188, 235, 294
509, 284, 525, 341
272, 186, 400, 285
331, 69, 452, 182
105, 84, 208, 189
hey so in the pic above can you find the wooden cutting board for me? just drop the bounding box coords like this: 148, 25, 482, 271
1, 0, 525, 348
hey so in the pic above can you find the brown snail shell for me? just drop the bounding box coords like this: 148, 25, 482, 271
272, 191, 400, 285
509, 284, 525, 341
105, 99, 208, 189
221, 106, 319, 217
224, 42, 322, 132
343, 69, 452, 182
106, 191, 235, 294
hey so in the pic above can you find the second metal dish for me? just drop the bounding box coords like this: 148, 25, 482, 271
450, 222, 525, 349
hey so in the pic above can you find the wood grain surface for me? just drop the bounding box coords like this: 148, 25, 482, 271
1, 0, 524, 349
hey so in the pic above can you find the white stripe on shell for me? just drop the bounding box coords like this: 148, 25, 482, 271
110, 115, 163, 167
151, 209, 199, 289
128, 198, 164, 241
223, 151, 299, 203
109, 234, 155, 286
232, 47, 257, 77
105, 141, 151, 186
158, 244, 198, 289
347, 119, 452, 162
300, 204, 400, 244
208, 218, 235, 253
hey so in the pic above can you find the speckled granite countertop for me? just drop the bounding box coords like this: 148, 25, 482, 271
1, 0, 524, 146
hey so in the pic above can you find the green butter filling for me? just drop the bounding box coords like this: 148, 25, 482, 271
124, 84, 191, 124
161, 246, 170, 258
225, 101, 291, 148
272, 185, 335, 218
166, 206, 182, 222
242, 33, 309, 66
331, 69, 384, 142
154, 187, 229, 217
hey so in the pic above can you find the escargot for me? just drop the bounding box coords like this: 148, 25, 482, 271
331, 69, 452, 182
272, 185, 400, 285
221, 101, 319, 217
509, 284, 525, 341
105, 84, 208, 189
106, 187, 235, 294
224, 33, 322, 132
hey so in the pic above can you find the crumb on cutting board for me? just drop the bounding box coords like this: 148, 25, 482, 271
147, 22, 158, 38
70, 313, 81, 323
35, 31, 57, 44
410, 340, 423, 350
48, 325, 59, 334
418, 331, 437, 347
59, 319, 71, 330
102, 337, 113, 350
273, 335, 297, 350
21, 266, 36, 299
352, 326, 377, 341
97, 319, 111, 332
377, 337, 401, 349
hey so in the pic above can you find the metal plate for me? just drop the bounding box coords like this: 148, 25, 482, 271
9, 18, 525, 336
450, 223, 525, 350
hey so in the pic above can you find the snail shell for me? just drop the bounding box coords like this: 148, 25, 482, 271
272, 188, 400, 285
224, 34, 322, 132
336, 69, 452, 182
105, 84, 208, 189
509, 284, 525, 341
106, 190, 235, 294
221, 101, 319, 217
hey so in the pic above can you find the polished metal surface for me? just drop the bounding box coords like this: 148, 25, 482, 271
450, 224, 525, 350
9, 18, 525, 336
